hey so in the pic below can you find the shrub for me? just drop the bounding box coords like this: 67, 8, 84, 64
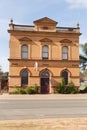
55, 85, 78, 94
33, 84, 39, 94
57, 85, 66, 94
25, 87, 36, 94
61, 78, 66, 87
9, 88, 26, 94
13, 85, 17, 89
68, 81, 79, 94
55, 78, 66, 94
80, 87, 87, 93
65, 86, 78, 94
55, 84, 66, 94
9, 83, 39, 95
18, 88, 26, 94
26, 84, 39, 94
55, 79, 79, 94
9, 90, 19, 94
68, 80, 75, 87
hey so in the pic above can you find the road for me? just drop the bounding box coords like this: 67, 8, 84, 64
0, 96, 87, 120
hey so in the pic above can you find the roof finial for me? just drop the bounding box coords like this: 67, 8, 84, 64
9, 18, 14, 30
10, 18, 13, 24
77, 22, 80, 28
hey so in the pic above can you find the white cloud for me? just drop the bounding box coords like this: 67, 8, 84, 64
65, 0, 87, 8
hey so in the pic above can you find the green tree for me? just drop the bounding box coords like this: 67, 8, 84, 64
80, 43, 87, 70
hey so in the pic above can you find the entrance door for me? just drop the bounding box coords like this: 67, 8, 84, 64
40, 71, 50, 94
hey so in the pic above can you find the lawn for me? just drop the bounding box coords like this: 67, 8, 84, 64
0, 118, 87, 130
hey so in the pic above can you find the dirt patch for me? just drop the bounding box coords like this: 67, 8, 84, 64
0, 118, 87, 130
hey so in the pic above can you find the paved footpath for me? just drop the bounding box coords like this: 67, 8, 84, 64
1, 93, 87, 99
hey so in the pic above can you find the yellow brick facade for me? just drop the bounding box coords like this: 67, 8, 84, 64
8, 17, 81, 93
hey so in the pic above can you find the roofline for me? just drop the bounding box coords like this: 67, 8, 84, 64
9, 24, 34, 27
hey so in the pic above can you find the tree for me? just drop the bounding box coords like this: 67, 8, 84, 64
0, 66, 9, 91
1, 72, 8, 90
80, 43, 87, 70
0, 65, 2, 73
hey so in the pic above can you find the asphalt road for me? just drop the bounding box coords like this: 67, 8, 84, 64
0, 98, 87, 120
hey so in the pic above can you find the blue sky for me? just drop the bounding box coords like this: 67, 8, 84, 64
0, 0, 87, 72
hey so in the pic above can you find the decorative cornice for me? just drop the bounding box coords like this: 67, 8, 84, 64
8, 58, 79, 62
8, 30, 81, 37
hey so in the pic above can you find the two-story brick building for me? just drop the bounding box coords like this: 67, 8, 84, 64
8, 17, 81, 94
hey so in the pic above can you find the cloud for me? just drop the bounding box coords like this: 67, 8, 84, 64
65, 0, 87, 8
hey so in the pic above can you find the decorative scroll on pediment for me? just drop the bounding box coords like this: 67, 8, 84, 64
40, 38, 52, 42
19, 37, 32, 42
60, 39, 72, 43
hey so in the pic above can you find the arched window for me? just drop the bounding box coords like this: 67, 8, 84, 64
21, 70, 28, 86
42, 45, 49, 59
62, 46, 68, 60
61, 71, 68, 85
21, 45, 28, 59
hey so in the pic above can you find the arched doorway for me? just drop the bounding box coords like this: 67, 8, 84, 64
40, 71, 50, 94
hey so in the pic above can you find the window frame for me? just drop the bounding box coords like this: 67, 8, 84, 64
21, 70, 28, 86
21, 45, 28, 59
62, 46, 68, 60
42, 45, 49, 60
61, 71, 68, 85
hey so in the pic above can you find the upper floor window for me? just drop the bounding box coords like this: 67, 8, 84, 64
21, 45, 28, 59
42, 45, 49, 59
62, 46, 68, 60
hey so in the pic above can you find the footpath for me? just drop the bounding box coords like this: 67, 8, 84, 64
1, 93, 87, 99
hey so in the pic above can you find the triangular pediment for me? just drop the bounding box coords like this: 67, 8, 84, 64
34, 17, 57, 25
19, 37, 32, 41
60, 39, 72, 43
40, 38, 52, 42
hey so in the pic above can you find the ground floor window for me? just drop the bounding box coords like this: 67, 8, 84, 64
61, 71, 68, 85
21, 70, 28, 86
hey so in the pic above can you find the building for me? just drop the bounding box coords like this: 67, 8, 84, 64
8, 17, 81, 94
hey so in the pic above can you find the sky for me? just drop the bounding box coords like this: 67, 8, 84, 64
0, 0, 87, 72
